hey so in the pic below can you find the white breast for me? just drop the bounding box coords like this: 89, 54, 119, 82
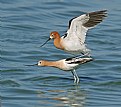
61, 37, 89, 54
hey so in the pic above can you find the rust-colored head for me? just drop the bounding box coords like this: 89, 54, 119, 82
40, 31, 60, 47
50, 31, 60, 39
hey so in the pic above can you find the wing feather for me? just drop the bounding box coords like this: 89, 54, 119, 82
65, 56, 93, 64
83, 10, 107, 27
66, 10, 107, 44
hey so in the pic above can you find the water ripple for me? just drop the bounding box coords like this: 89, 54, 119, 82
0, 79, 20, 87
1, 0, 121, 107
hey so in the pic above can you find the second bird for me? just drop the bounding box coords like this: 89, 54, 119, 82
37, 56, 93, 84
41, 10, 107, 55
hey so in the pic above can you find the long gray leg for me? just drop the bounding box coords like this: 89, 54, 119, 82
71, 69, 79, 84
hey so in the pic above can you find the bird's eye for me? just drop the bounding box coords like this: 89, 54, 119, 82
37, 61, 42, 66
38, 61, 41, 65
51, 34, 54, 36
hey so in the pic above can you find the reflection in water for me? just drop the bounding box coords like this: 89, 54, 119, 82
66, 88, 85, 107
37, 86, 86, 107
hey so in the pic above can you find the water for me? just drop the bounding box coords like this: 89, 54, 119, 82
1, 0, 121, 107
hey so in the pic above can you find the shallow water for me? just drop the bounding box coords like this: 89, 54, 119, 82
1, 0, 121, 107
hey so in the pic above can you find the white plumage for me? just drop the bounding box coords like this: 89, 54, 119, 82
41, 10, 107, 55
37, 56, 93, 83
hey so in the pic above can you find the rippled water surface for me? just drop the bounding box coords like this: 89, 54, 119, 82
1, 0, 121, 107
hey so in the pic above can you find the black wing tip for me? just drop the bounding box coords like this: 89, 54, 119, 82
68, 10, 108, 29
83, 10, 108, 27
89, 10, 108, 16
97, 10, 107, 12
89, 9, 107, 13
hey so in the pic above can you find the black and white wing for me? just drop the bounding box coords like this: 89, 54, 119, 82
66, 10, 107, 44
65, 56, 93, 64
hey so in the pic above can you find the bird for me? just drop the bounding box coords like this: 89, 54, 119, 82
37, 56, 93, 84
40, 10, 107, 55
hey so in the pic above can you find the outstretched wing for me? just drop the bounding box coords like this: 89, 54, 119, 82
66, 10, 107, 44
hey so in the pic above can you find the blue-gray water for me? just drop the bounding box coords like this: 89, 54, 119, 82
1, 0, 121, 107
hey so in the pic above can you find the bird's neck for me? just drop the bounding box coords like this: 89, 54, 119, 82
42, 60, 61, 68
54, 35, 64, 50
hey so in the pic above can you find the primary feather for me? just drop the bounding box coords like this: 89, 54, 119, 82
66, 10, 107, 44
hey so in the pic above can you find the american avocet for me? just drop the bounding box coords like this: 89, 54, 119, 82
37, 56, 93, 84
41, 10, 107, 55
